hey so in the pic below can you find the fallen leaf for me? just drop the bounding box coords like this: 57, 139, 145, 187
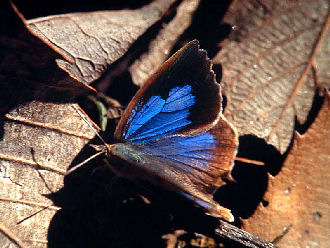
0, 4, 96, 246
241, 92, 330, 247
129, 0, 200, 86
1, 1, 93, 92
4, 1, 328, 247
0, 82, 95, 247
21, 0, 176, 84
213, 0, 329, 153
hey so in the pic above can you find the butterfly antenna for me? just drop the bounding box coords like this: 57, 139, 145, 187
66, 104, 111, 176
72, 104, 108, 146
65, 150, 105, 176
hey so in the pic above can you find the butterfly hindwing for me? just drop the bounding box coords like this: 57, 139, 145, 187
132, 118, 238, 192
110, 40, 238, 221
110, 118, 237, 221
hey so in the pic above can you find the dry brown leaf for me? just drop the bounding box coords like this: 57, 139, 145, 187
241, 92, 330, 248
22, 0, 175, 84
0, 82, 95, 247
4, 1, 329, 247
0, 6, 96, 245
129, 0, 200, 87
213, 0, 329, 153
1, 2, 93, 93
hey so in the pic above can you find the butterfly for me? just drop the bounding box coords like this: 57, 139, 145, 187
75, 40, 238, 222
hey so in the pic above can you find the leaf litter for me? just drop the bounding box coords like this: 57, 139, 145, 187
0, 0, 329, 247
213, 0, 329, 153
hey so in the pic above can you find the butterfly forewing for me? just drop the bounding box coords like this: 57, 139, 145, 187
110, 40, 238, 221
114, 40, 221, 141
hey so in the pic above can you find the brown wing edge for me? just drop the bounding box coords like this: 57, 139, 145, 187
114, 40, 222, 140
181, 114, 238, 222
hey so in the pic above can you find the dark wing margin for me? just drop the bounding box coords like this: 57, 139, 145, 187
114, 40, 222, 142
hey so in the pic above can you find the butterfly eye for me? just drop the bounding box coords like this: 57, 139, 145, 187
131, 154, 143, 164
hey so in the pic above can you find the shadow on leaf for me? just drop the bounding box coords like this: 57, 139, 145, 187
215, 135, 284, 221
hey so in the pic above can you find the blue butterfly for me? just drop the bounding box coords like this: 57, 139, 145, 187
79, 40, 238, 222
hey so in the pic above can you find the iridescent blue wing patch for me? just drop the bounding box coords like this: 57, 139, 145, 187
114, 40, 221, 142
124, 85, 195, 144
111, 40, 238, 221
140, 132, 217, 171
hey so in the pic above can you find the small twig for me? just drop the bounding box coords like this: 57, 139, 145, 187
235, 156, 265, 166
215, 220, 278, 248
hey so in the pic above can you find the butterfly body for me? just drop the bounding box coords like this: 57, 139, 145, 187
105, 40, 238, 222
